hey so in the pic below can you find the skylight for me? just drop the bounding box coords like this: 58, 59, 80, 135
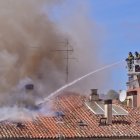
85, 101, 128, 115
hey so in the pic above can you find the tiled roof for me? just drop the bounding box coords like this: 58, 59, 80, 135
0, 92, 140, 139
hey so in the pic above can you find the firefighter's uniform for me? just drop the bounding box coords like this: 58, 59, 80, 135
135, 52, 140, 60
126, 52, 134, 71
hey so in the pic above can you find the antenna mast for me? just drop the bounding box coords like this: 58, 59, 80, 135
53, 39, 75, 83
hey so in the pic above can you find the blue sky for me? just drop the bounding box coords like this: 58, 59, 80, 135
48, 0, 140, 90
88, 0, 140, 89
89, 0, 140, 57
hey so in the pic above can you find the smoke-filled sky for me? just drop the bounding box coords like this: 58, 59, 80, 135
0, 0, 138, 95
0, 0, 108, 121
0, 0, 139, 121
0, 0, 107, 96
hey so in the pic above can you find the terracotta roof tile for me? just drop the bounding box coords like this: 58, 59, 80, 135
0, 93, 140, 138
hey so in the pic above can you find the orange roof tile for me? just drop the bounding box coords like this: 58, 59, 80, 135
0, 92, 140, 139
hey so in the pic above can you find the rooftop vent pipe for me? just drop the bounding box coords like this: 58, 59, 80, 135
25, 84, 34, 90
104, 100, 112, 125
25, 84, 34, 94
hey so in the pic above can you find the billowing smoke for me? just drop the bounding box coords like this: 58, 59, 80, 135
0, 0, 66, 121
52, 0, 112, 93
100, 89, 119, 100
0, 0, 118, 121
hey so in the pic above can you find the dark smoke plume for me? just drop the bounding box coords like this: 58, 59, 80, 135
0, 0, 114, 121
0, 0, 66, 121
53, 0, 111, 94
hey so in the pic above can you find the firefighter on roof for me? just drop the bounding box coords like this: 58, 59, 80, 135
126, 52, 134, 71
135, 51, 140, 60
126, 52, 134, 61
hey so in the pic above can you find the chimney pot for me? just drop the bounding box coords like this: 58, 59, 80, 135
90, 89, 99, 101
25, 84, 34, 90
127, 91, 137, 107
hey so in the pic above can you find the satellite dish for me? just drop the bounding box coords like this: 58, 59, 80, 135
119, 90, 127, 102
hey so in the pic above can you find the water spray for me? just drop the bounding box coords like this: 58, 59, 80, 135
38, 60, 124, 104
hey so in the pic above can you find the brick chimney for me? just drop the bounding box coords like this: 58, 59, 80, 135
104, 100, 112, 125
89, 89, 99, 101
127, 91, 137, 107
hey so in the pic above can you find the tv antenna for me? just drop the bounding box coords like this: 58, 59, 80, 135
53, 39, 75, 83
